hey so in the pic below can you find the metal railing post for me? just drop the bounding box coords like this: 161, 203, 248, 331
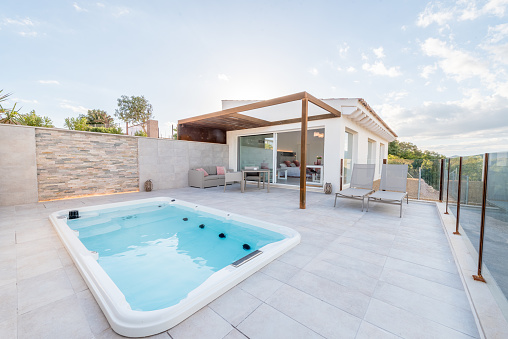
340, 158, 343, 191
445, 158, 451, 214
439, 159, 444, 202
418, 167, 421, 200
473, 153, 489, 283
454, 157, 463, 235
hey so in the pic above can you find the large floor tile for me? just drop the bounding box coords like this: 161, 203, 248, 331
380, 269, 471, 310
364, 299, 475, 339
17, 267, 74, 314
237, 303, 322, 339
0, 283, 17, 323
0, 316, 16, 338
288, 270, 370, 318
303, 259, 378, 296
76, 289, 109, 335
18, 295, 93, 339
17, 248, 63, 280
238, 272, 284, 301
168, 306, 232, 339
266, 284, 361, 338
209, 286, 262, 326
259, 259, 300, 283
373, 282, 479, 337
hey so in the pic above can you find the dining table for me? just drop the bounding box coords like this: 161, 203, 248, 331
241, 169, 270, 193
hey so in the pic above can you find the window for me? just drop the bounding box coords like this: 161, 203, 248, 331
367, 140, 376, 165
344, 131, 354, 185
379, 143, 385, 173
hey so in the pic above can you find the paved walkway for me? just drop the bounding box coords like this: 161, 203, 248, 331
0, 186, 480, 338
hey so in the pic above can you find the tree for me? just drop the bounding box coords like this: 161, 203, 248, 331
388, 140, 444, 160
18, 110, 54, 127
65, 116, 88, 130
86, 109, 114, 127
115, 95, 154, 133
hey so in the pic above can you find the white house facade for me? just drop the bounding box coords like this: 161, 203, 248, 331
222, 98, 396, 194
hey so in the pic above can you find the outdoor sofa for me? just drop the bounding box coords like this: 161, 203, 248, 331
188, 166, 228, 189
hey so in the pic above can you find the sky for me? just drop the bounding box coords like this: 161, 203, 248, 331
1, 0, 508, 156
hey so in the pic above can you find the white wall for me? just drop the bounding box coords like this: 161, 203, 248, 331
0, 125, 38, 205
227, 117, 391, 194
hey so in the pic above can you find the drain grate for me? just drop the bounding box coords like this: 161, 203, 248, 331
231, 250, 262, 268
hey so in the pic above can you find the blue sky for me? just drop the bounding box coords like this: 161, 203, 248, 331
2, 0, 508, 156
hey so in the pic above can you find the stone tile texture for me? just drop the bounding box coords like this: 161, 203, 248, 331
0, 187, 486, 339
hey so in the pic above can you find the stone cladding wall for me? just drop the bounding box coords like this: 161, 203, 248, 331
36, 129, 139, 201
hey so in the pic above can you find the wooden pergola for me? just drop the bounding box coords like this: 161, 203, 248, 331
178, 91, 342, 209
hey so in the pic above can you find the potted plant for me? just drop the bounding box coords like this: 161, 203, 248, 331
316, 156, 322, 165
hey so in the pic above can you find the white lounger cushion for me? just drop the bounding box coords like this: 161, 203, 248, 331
369, 190, 407, 201
337, 188, 373, 198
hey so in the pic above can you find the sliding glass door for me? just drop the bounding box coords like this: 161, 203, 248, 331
238, 134, 274, 171
275, 128, 325, 187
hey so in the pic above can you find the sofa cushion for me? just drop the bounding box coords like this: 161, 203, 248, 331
202, 166, 217, 175
203, 174, 224, 181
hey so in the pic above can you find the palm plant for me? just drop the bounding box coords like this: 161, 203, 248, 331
0, 102, 21, 124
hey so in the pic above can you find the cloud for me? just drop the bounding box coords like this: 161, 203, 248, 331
420, 64, 438, 79
346, 66, 356, 73
386, 91, 408, 102
374, 92, 508, 155
13, 98, 38, 104
416, 3, 454, 27
60, 101, 88, 114
113, 7, 130, 17
417, 1, 508, 28
421, 38, 494, 82
217, 74, 229, 81
308, 68, 318, 76
362, 61, 402, 77
338, 43, 349, 58
96, 2, 105, 8
2, 17, 34, 26
73, 2, 88, 12
486, 23, 508, 43
38, 80, 60, 85
361, 53, 368, 61
19, 31, 38, 37
373, 47, 385, 58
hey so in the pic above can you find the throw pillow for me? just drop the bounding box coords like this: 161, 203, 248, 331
290, 163, 296, 167
216, 166, 226, 175
283, 160, 291, 167
280, 163, 287, 168
293, 160, 300, 167
195, 168, 209, 176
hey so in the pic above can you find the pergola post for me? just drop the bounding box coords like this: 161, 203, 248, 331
300, 98, 308, 209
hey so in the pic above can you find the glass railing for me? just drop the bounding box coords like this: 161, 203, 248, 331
387, 158, 443, 200
484, 152, 508, 303
440, 152, 508, 321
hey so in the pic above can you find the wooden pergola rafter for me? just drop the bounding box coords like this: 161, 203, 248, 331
178, 91, 341, 209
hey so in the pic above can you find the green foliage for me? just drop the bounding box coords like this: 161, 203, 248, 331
115, 95, 154, 133
0, 102, 21, 125
18, 110, 54, 127
86, 109, 114, 127
388, 140, 444, 160
65, 116, 122, 134
65, 116, 88, 130
134, 130, 147, 137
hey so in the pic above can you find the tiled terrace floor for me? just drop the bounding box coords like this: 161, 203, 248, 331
0, 185, 481, 338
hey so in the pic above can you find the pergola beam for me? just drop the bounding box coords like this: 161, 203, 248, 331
300, 98, 308, 209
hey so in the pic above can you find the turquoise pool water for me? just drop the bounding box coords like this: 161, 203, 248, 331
67, 202, 286, 311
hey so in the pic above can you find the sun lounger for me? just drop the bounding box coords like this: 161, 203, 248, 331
334, 164, 376, 211
367, 164, 409, 217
